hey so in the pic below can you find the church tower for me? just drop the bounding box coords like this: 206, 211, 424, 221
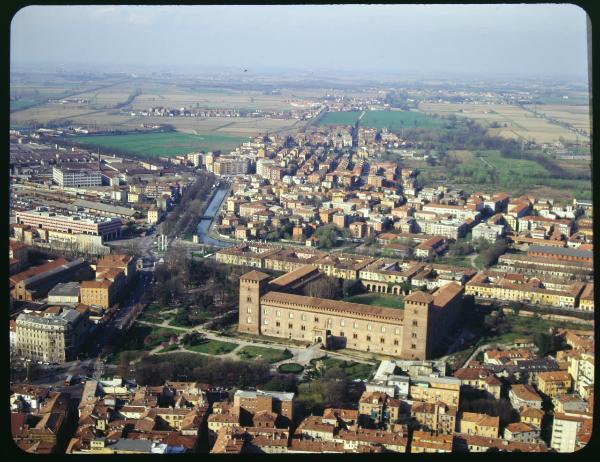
238, 270, 270, 335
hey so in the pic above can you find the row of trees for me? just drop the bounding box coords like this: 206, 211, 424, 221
133, 353, 271, 387
159, 171, 217, 237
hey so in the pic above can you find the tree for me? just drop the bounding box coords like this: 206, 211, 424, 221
534, 333, 557, 356
303, 276, 342, 299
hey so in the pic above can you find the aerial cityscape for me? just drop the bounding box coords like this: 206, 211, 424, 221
8, 4, 594, 455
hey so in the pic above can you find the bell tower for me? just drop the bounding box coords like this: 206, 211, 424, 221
238, 270, 270, 335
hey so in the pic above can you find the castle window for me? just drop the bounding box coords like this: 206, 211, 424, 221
395, 328, 400, 335
264, 319, 269, 325
289, 313, 294, 319
263, 308, 269, 315
354, 322, 358, 329
247, 296, 252, 302
340, 331, 345, 337
394, 340, 399, 346
340, 320, 345, 327
367, 324, 372, 331
301, 314, 306, 321
412, 332, 418, 338
276, 321, 280, 327
301, 325, 306, 331
247, 317, 252, 324
353, 333, 358, 339
380, 338, 385, 344
288, 323, 293, 329
276, 311, 281, 317
314, 316, 319, 322
412, 320, 418, 326
366, 336, 371, 342
247, 308, 252, 313
327, 319, 332, 328
381, 327, 386, 333
411, 344, 416, 349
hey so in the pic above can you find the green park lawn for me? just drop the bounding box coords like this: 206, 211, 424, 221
277, 363, 305, 374
185, 339, 238, 355
342, 293, 405, 309
237, 346, 293, 363
309, 356, 374, 381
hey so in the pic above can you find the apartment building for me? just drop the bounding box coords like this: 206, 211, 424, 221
52, 166, 102, 188
16, 306, 89, 363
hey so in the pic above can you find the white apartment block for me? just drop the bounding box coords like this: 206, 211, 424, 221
472, 222, 505, 242
52, 166, 102, 187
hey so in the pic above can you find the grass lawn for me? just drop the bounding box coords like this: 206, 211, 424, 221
478, 150, 549, 177
69, 131, 248, 157
237, 346, 293, 363
105, 349, 146, 365
278, 363, 305, 374
361, 110, 446, 131
126, 323, 181, 351
482, 315, 587, 345
137, 303, 173, 323
435, 254, 477, 269
316, 111, 361, 126
309, 356, 374, 381
343, 293, 405, 309
185, 339, 238, 355
158, 344, 181, 353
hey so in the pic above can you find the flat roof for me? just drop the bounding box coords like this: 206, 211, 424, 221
234, 389, 294, 401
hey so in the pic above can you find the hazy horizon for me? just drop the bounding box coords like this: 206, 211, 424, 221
11, 4, 590, 83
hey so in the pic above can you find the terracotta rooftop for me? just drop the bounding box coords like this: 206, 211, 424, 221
240, 270, 271, 282
405, 291, 434, 304
510, 384, 542, 402
261, 291, 404, 322
461, 412, 499, 428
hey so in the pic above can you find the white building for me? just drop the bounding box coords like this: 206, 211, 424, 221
550, 413, 591, 453
472, 222, 505, 242
53, 166, 102, 187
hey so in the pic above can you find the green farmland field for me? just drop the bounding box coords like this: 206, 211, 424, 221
69, 131, 248, 157
316, 111, 361, 126
360, 110, 446, 131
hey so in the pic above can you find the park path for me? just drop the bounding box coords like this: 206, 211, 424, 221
468, 253, 479, 270
134, 319, 376, 368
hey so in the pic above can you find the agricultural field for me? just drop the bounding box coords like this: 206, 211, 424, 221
316, 111, 361, 126
10, 79, 306, 137
10, 104, 103, 128
360, 110, 446, 131
342, 293, 405, 309
68, 131, 249, 157
419, 102, 581, 143
531, 104, 591, 133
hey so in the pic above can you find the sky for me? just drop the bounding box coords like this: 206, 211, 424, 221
10, 4, 590, 81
